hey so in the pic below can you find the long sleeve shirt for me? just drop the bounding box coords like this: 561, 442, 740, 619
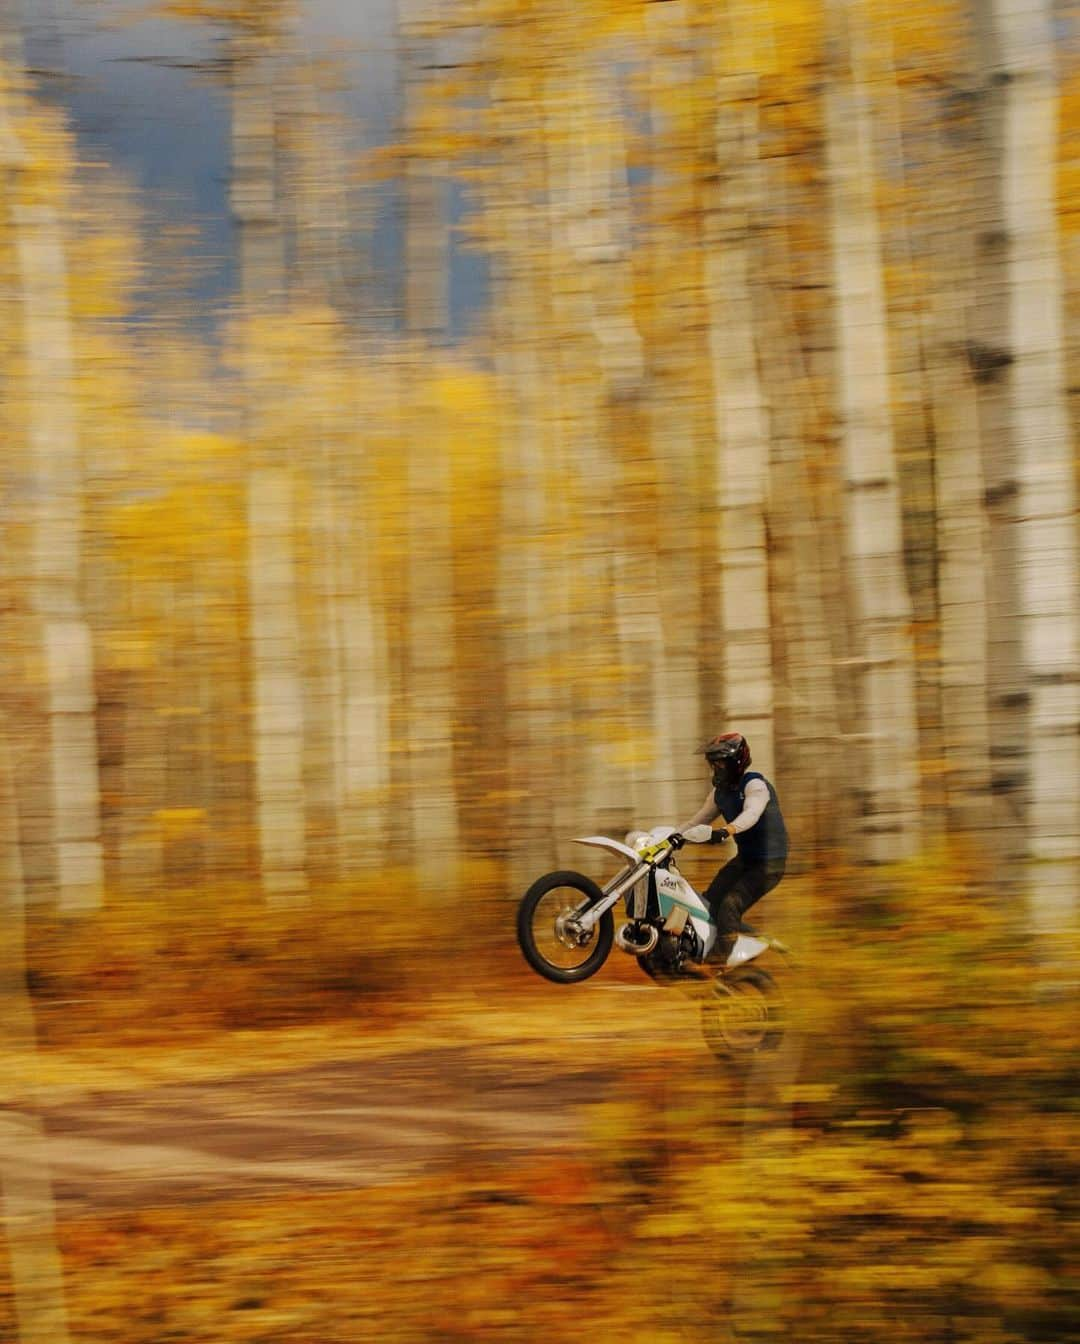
679, 776, 770, 837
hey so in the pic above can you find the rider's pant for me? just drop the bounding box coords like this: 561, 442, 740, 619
704, 856, 785, 946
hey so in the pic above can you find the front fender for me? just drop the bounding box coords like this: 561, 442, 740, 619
573, 835, 644, 866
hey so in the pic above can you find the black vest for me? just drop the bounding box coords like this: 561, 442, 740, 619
713, 770, 788, 865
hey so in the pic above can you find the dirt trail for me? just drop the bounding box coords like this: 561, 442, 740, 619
11, 1047, 616, 1214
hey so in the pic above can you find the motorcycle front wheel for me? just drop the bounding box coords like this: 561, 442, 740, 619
516, 870, 614, 984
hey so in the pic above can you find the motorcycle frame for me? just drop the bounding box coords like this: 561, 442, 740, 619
570, 835, 771, 970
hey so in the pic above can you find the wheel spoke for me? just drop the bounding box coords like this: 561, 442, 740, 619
517, 870, 613, 984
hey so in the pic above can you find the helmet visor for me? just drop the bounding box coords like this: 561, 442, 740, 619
704, 742, 742, 764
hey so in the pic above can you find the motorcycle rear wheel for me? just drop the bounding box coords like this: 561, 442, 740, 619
517, 870, 614, 984
700, 966, 784, 1059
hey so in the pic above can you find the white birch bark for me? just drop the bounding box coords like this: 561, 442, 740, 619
644, 0, 705, 809
281, 60, 356, 879
926, 280, 994, 835
231, 32, 308, 899
577, 55, 680, 827
918, 75, 994, 839
989, 0, 1079, 929
755, 163, 845, 863
401, 355, 460, 869
704, 74, 775, 775
246, 468, 307, 898
284, 58, 350, 306
863, 19, 986, 844
1, 60, 104, 910
400, 0, 450, 341
490, 72, 566, 882
0, 714, 72, 1344
398, 0, 459, 871
824, 2, 920, 862
231, 33, 286, 307
866, 28, 947, 845
542, 54, 627, 839
114, 584, 166, 889
971, 0, 1027, 844
308, 364, 390, 875
335, 469, 391, 871
275, 39, 391, 870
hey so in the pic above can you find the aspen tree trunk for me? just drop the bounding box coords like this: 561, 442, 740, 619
289, 63, 344, 881
920, 83, 993, 838
868, 26, 946, 844
643, 0, 705, 808
400, 0, 450, 337
398, 0, 459, 874
300, 452, 347, 882
299, 355, 389, 879
0, 714, 71, 1344
543, 47, 635, 839
200, 446, 251, 884
285, 58, 350, 306
926, 280, 994, 836
490, 71, 566, 882
577, 54, 679, 827
704, 74, 775, 775
113, 577, 166, 889
335, 432, 391, 872
1, 61, 104, 910
824, 1, 920, 863
755, 164, 845, 866
280, 60, 379, 878
767, 87, 857, 771
985, 0, 1079, 929
399, 353, 459, 870
970, 0, 1027, 855
232, 30, 307, 899
161, 565, 208, 886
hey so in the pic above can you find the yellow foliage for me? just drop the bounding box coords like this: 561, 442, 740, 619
102, 633, 157, 672
150, 1, 290, 37
8, 857, 1076, 1343
1, 24, 1077, 1341
70, 229, 141, 320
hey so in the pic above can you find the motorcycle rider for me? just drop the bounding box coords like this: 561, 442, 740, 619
676, 733, 788, 961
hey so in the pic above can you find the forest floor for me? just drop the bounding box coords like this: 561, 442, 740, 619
5, 926, 1069, 1344
18, 968, 710, 1215
6, 954, 815, 1343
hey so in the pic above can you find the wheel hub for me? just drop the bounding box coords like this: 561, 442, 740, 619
553, 909, 592, 950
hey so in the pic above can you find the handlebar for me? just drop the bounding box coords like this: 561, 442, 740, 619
636, 831, 685, 863
655, 827, 729, 854
633, 825, 730, 861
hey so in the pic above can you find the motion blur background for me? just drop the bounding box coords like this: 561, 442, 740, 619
0, 2, 1077, 1341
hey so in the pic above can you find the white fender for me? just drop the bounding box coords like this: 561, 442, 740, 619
573, 836, 644, 865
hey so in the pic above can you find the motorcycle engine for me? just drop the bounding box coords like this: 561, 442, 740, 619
682, 924, 703, 962
654, 927, 700, 972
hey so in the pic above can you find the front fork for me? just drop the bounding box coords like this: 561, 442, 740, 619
573, 862, 649, 932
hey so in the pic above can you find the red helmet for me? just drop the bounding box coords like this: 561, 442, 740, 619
699, 733, 751, 786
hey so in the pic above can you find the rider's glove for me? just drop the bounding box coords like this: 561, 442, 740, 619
641, 832, 683, 860
711, 827, 733, 844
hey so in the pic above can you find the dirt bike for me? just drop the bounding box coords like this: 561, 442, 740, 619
516, 825, 791, 1059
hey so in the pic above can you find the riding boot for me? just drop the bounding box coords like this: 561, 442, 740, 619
706, 931, 736, 967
